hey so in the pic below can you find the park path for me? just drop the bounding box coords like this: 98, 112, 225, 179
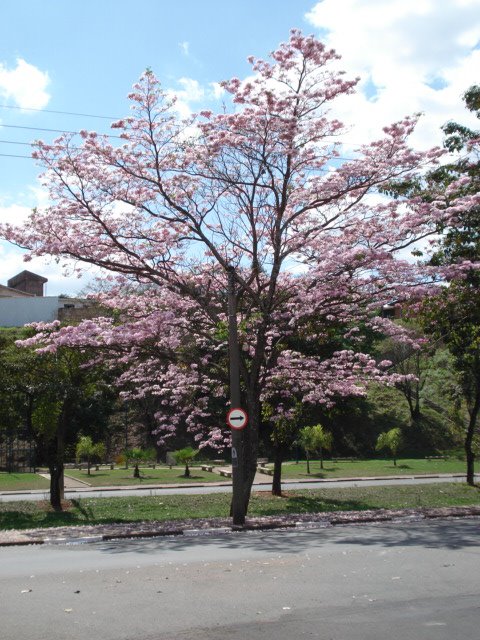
37, 472, 91, 489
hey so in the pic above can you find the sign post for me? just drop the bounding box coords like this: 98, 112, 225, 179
227, 266, 246, 526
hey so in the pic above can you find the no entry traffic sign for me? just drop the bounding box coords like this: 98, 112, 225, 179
227, 407, 248, 430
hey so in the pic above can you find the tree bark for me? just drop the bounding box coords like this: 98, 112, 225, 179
406, 392, 421, 422
272, 445, 284, 497
241, 387, 261, 512
49, 462, 64, 510
48, 428, 65, 511
465, 393, 479, 486
48, 393, 73, 510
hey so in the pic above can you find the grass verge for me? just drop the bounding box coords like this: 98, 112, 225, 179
1, 483, 479, 531
0, 473, 50, 491
276, 458, 467, 479
64, 466, 221, 486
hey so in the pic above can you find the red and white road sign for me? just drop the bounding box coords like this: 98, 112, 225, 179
227, 407, 248, 430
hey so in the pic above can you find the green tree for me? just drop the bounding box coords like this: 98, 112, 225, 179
262, 401, 302, 496
124, 447, 155, 478
377, 329, 430, 424
375, 427, 403, 466
383, 85, 480, 482
173, 447, 198, 478
422, 286, 480, 483
299, 424, 333, 472
0, 327, 117, 509
421, 85, 480, 484
75, 435, 106, 475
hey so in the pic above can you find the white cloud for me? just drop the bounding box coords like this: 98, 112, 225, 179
0, 202, 32, 226
177, 77, 205, 102
179, 41, 190, 56
167, 77, 205, 119
209, 82, 225, 100
0, 186, 94, 296
167, 77, 228, 119
0, 58, 50, 109
0, 239, 100, 297
0, 185, 48, 224
305, 0, 480, 150
0, 243, 86, 296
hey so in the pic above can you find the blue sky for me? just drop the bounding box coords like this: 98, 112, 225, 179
0, 0, 479, 294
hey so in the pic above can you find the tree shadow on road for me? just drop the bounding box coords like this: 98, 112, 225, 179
95, 516, 480, 557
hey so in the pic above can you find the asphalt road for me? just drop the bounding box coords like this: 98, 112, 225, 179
1, 517, 479, 639
0, 473, 473, 502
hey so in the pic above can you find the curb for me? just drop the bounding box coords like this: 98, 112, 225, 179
1, 506, 479, 547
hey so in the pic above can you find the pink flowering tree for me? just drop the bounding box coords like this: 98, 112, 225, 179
2, 31, 474, 512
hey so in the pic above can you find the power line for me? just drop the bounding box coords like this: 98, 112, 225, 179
0, 104, 379, 147
0, 103, 119, 120
0, 103, 406, 150
0, 140, 31, 146
0, 123, 122, 139
0, 137, 358, 162
0, 152, 31, 159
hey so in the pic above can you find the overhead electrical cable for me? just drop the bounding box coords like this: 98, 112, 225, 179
0, 152, 31, 159
0, 103, 119, 120
0, 123, 122, 139
0, 137, 357, 162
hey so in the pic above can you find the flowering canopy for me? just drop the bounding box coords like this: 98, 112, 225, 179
3, 31, 477, 501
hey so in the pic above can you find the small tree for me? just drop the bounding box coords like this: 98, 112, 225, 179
76, 436, 106, 475
174, 447, 199, 478
299, 424, 333, 472
299, 427, 314, 474
376, 428, 403, 466
124, 447, 144, 478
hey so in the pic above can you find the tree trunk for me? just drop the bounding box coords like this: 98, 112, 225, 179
184, 462, 190, 478
48, 435, 64, 511
465, 394, 479, 486
49, 398, 69, 511
239, 388, 261, 513
133, 464, 140, 478
319, 447, 324, 470
272, 445, 284, 497
306, 452, 310, 474
406, 393, 421, 422
49, 463, 64, 511
413, 394, 421, 420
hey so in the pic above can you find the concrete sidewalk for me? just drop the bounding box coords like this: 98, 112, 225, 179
37, 472, 91, 489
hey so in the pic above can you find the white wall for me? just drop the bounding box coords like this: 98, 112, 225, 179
0, 297, 60, 327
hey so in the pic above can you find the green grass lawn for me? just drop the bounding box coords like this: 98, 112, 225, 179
0, 473, 50, 491
0, 458, 469, 492
65, 466, 223, 486
275, 458, 467, 479
0, 482, 478, 531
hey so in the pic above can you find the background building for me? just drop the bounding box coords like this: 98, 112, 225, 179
0, 270, 96, 327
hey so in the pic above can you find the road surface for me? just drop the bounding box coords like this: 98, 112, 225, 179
1, 517, 479, 639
